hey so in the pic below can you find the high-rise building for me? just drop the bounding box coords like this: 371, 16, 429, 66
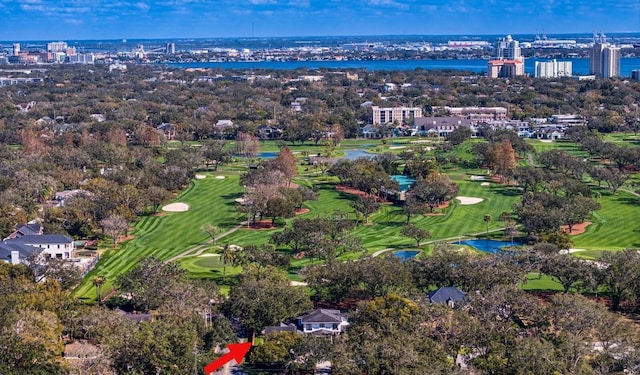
47, 41, 68, 52
534, 59, 572, 78
488, 35, 525, 78
632, 70, 640, 81
12, 43, 20, 56
589, 33, 620, 78
371, 106, 422, 125
166, 43, 175, 54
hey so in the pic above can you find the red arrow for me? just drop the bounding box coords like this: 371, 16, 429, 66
204, 342, 252, 374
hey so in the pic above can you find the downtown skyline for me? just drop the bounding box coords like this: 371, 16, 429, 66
0, 0, 639, 41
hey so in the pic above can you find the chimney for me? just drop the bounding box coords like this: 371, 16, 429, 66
11, 251, 20, 265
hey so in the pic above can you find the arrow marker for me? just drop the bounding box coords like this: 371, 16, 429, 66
204, 342, 252, 374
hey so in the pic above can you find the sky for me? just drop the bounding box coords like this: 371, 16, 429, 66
0, 0, 638, 41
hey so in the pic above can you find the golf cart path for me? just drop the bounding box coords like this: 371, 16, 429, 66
165, 222, 247, 263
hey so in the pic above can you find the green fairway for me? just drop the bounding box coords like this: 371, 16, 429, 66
75, 173, 245, 301
75, 137, 640, 301
571, 189, 640, 250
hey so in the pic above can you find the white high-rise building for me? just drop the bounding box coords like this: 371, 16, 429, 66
12, 43, 20, 56
488, 35, 525, 78
47, 41, 68, 52
589, 34, 620, 78
371, 106, 422, 125
534, 60, 572, 78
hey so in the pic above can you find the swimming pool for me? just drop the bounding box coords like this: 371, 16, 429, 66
390, 175, 416, 192
452, 239, 523, 254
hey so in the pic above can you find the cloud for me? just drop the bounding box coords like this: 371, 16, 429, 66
249, 0, 276, 4
134, 2, 150, 11
366, 0, 409, 9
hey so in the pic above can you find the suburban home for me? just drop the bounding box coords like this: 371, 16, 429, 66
257, 125, 283, 140
6, 234, 76, 259
428, 286, 467, 308
263, 322, 299, 336
0, 241, 43, 265
414, 117, 475, 137
5, 222, 44, 240
296, 309, 349, 335
361, 124, 380, 138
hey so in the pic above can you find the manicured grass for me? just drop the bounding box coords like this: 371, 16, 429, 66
74, 173, 245, 301
520, 273, 565, 292
76, 137, 640, 300
571, 189, 640, 250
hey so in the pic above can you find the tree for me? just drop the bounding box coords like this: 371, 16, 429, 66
560, 195, 600, 234
235, 132, 259, 165
92, 276, 106, 303
537, 253, 596, 293
483, 214, 492, 236
446, 126, 472, 145
410, 172, 459, 213
599, 249, 640, 311
402, 193, 427, 223
116, 257, 186, 311
201, 223, 219, 245
223, 266, 312, 341
146, 186, 172, 214
99, 215, 128, 248
271, 146, 298, 186
401, 223, 431, 247
349, 196, 381, 225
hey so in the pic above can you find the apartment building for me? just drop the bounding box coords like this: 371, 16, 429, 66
372, 106, 422, 125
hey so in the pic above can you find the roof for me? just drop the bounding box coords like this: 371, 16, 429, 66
7, 234, 73, 245
415, 117, 474, 129
15, 223, 43, 236
298, 309, 344, 324
264, 323, 298, 335
0, 241, 42, 262
428, 287, 466, 304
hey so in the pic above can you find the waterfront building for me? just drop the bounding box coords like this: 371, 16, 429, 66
372, 106, 422, 125
12, 43, 19, 56
166, 42, 175, 54
632, 69, 640, 81
589, 34, 620, 78
534, 59, 572, 78
47, 41, 68, 52
487, 35, 525, 78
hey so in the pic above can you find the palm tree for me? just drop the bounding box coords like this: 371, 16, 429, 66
221, 243, 235, 281
92, 276, 106, 303
483, 214, 492, 236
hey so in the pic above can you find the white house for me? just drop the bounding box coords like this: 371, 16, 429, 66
296, 309, 349, 335
6, 234, 76, 259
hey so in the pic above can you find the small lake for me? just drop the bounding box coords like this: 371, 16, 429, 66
393, 250, 420, 261
258, 151, 278, 159
390, 175, 416, 192
453, 239, 523, 254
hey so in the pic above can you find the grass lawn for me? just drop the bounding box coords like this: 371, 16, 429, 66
571, 189, 640, 250
74, 173, 246, 301
75, 137, 640, 301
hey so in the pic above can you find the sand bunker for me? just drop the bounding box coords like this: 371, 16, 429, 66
195, 174, 206, 179
162, 202, 190, 212
291, 281, 308, 286
199, 253, 220, 257
389, 146, 406, 149
215, 176, 226, 179
456, 196, 484, 205
470, 175, 486, 181
481, 182, 490, 186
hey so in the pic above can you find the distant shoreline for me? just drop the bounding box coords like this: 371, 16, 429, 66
162, 57, 640, 76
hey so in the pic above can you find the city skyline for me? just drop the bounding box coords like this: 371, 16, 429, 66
0, 0, 639, 41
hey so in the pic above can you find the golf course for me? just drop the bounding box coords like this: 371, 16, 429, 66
75, 137, 640, 301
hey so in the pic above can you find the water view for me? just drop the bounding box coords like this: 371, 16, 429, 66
393, 250, 420, 261
453, 239, 523, 254
390, 175, 416, 192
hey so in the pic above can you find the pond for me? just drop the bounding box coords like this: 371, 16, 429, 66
390, 175, 416, 192
258, 151, 279, 159
452, 239, 523, 254
393, 250, 421, 261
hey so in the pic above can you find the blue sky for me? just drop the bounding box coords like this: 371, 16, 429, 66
0, 0, 638, 40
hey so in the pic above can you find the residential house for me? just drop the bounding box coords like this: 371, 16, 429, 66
257, 125, 283, 140
296, 309, 349, 335
5, 222, 44, 240
214, 119, 236, 138
155, 123, 176, 140
0, 241, 43, 265
263, 322, 299, 336
428, 286, 466, 308
6, 234, 76, 259
414, 117, 475, 137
